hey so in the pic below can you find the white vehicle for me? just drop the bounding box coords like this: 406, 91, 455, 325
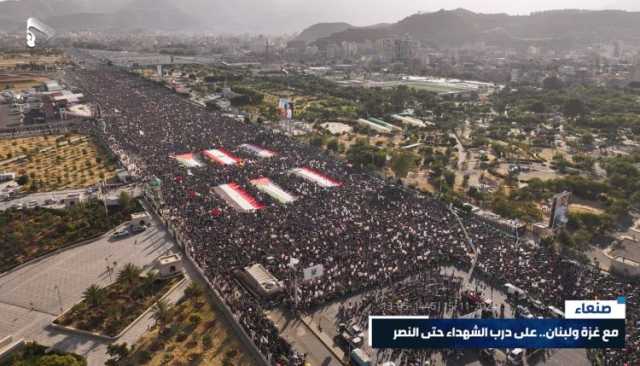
111, 229, 129, 240
507, 348, 524, 365
548, 306, 565, 318
504, 283, 527, 300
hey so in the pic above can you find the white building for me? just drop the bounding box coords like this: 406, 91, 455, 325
156, 253, 183, 278
357, 118, 391, 133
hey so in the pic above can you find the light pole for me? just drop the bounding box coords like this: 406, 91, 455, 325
54, 285, 63, 315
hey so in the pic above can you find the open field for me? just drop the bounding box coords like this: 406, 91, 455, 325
122, 287, 254, 366
0, 74, 51, 92
0, 133, 117, 192
0, 54, 65, 68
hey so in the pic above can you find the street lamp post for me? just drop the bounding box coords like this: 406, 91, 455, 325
54, 285, 63, 314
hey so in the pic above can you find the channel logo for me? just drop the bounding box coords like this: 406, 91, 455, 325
564, 297, 626, 319
26, 17, 56, 48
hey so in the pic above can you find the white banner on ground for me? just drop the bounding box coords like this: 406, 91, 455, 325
303, 264, 324, 281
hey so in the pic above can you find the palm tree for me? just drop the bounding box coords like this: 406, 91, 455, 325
117, 263, 142, 288
141, 271, 159, 296
83, 284, 106, 308
184, 282, 204, 299
152, 300, 172, 331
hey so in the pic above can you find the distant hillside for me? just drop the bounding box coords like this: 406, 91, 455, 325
319, 8, 640, 47
295, 22, 353, 43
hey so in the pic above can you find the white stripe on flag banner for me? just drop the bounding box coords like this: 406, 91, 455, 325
175, 153, 202, 167
203, 149, 239, 165
217, 183, 263, 211
292, 168, 341, 187
240, 144, 276, 158
251, 177, 296, 204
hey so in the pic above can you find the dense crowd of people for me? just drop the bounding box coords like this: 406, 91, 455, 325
67, 51, 639, 365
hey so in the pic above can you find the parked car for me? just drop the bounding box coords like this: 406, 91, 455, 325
111, 229, 129, 240
129, 225, 147, 234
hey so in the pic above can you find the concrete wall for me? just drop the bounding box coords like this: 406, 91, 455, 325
0, 337, 25, 363
145, 198, 270, 366
610, 257, 640, 278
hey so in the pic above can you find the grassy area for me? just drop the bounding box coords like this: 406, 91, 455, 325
116, 283, 254, 366
372, 80, 468, 93
55, 264, 182, 337
0, 199, 137, 273
0, 134, 117, 192
0, 342, 86, 366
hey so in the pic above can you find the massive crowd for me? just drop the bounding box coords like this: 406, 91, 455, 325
68, 52, 639, 365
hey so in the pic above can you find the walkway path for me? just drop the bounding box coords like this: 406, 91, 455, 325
0, 215, 178, 365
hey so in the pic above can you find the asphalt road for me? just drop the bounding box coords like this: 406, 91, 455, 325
0, 185, 141, 211
269, 309, 343, 366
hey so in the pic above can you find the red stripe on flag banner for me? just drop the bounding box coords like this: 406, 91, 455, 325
303, 167, 342, 187
228, 182, 265, 209
202, 150, 224, 165
251, 177, 270, 186
218, 148, 241, 163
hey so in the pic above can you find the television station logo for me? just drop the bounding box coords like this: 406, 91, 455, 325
26, 17, 56, 48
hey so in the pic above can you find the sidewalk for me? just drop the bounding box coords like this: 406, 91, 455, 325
299, 314, 346, 364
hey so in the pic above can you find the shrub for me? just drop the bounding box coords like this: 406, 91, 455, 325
176, 330, 189, 342
187, 353, 202, 362
189, 314, 201, 326
137, 350, 152, 363
202, 334, 213, 347
225, 349, 238, 358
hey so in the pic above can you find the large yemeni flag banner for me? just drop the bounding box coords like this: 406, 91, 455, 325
214, 182, 264, 212
174, 153, 203, 168
240, 144, 277, 158
291, 167, 342, 188
250, 177, 297, 204
203, 149, 241, 166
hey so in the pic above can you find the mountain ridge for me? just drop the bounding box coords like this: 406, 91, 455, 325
315, 8, 640, 47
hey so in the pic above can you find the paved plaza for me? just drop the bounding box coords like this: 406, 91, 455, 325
0, 214, 177, 365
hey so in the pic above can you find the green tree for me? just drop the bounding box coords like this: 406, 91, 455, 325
152, 300, 172, 331
580, 133, 595, 147
542, 76, 563, 90
391, 152, 417, 179
141, 271, 159, 296
118, 191, 132, 212
106, 342, 130, 364
563, 98, 586, 119
309, 135, 324, 148
184, 282, 204, 299
82, 284, 106, 308
16, 175, 29, 186
326, 139, 339, 152
117, 263, 142, 288
36, 354, 85, 366
528, 101, 546, 114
